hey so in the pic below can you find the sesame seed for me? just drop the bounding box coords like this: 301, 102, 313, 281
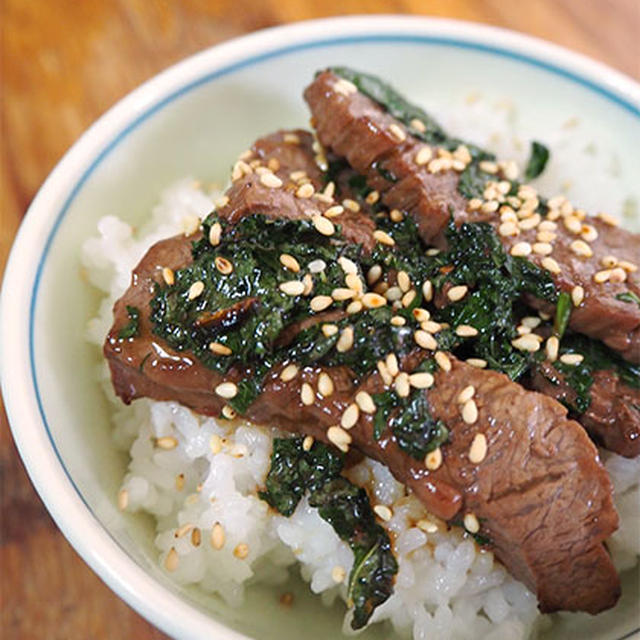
215, 382, 238, 399
336, 327, 354, 352
308, 259, 326, 274
283, 132, 300, 144
435, 351, 451, 372
175, 473, 185, 491
466, 358, 487, 368
373, 230, 395, 246
188, 281, 205, 300
499, 221, 519, 237
391, 315, 406, 326
389, 123, 406, 142
469, 433, 488, 463
415, 146, 433, 166
156, 435, 178, 450
355, 391, 377, 414
536, 230, 556, 243
518, 213, 541, 230
426, 247, 441, 256
231, 161, 251, 181
332, 287, 356, 301
346, 300, 362, 314
421, 320, 442, 333
325, 205, 344, 218
384, 353, 399, 377
455, 325, 478, 337
610, 267, 627, 283
162, 267, 175, 285
211, 522, 225, 549
560, 353, 584, 365
209, 342, 232, 356
165, 547, 179, 571
367, 265, 382, 285
570, 240, 593, 258
279, 280, 305, 296
345, 273, 364, 293
601, 255, 618, 268
512, 335, 541, 352
425, 447, 442, 471
310, 295, 333, 312
397, 271, 411, 292
457, 385, 475, 404
280, 364, 299, 382
390, 209, 404, 223
191, 527, 202, 547
447, 285, 469, 302
222, 405, 236, 419
564, 216, 582, 234
541, 257, 561, 274
402, 290, 416, 307
181, 215, 200, 236
312, 215, 335, 236
260, 172, 283, 188
385, 286, 402, 302
327, 425, 352, 452
594, 269, 612, 283
302, 435, 314, 451
290, 170, 307, 181
413, 308, 430, 322
279, 254, 301, 273
422, 280, 434, 302
267, 157, 280, 172
410, 118, 427, 132
479, 160, 498, 174
510, 242, 532, 257
362, 292, 387, 309
597, 212, 619, 227
210, 434, 223, 454
341, 403, 360, 429
295, 182, 314, 199
618, 260, 638, 272
545, 336, 559, 362
331, 565, 347, 583
337, 256, 357, 275
394, 372, 411, 398
532, 242, 553, 256
301, 383, 314, 406
215, 256, 233, 274
463, 513, 480, 534
318, 372, 335, 397
481, 200, 499, 214
581, 224, 598, 242
342, 198, 360, 212
516, 325, 532, 335
417, 518, 439, 533
118, 488, 129, 511
208, 222, 222, 246
415, 330, 438, 351
462, 399, 479, 424
374, 505, 393, 521
571, 286, 585, 307
234, 543, 250, 559
522, 316, 542, 328
334, 78, 357, 95
468, 198, 483, 211
409, 372, 435, 389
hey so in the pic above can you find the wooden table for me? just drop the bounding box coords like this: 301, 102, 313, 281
1, 1, 638, 637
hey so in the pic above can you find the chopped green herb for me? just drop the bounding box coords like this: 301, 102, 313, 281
616, 291, 640, 307
553, 292, 572, 339
118, 305, 140, 339
524, 141, 550, 180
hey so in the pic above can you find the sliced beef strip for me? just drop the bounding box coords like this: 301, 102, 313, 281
529, 362, 640, 458
105, 131, 620, 614
304, 71, 640, 363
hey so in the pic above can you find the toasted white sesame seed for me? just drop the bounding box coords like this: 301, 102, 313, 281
318, 372, 335, 397
541, 257, 561, 274
210, 434, 223, 454
412, 308, 430, 323
341, 403, 360, 429
410, 118, 427, 132
336, 327, 354, 352
188, 280, 205, 300
290, 170, 307, 181
463, 513, 480, 534
300, 383, 315, 406
469, 433, 488, 463
377, 360, 394, 386
571, 285, 585, 307
455, 325, 479, 337
394, 372, 411, 398
215, 256, 233, 274
365, 190, 380, 205
545, 336, 559, 362
308, 259, 327, 274
396, 270, 410, 293
355, 391, 376, 414
435, 351, 451, 372
312, 215, 335, 236
280, 364, 299, 382
415, 330, 438, 351
182, 214, 200, 236
522, 316, 542, 329
330, 288, 354, 302
260, 172, 283, 188
279, 280, 305, 296
417, 518, 439, 533
342, 198, 360, 212
468, 198, 483, 211
425, 447, 443, 471
618, 260, 638, 273
327, 425, 352, 452
334, 78, 357, 95
597, 212, 619, 226
208, 222, 222, 246
279, 253, 301, 273
536, 230, 556, 243
481, 200, 500, 214
367, 265, 382, 285
346, 300, 363, 314
409, 372, 435, 389
462, 399, 479, 424
373, 230, 395, 246
581, 224, 598, 242
402, 290, 416, 307
447, 285, 468, 302
294, 182, 314, 199
215, 382, 238, 399
310, 295, 333, 312
331, 565, 347, 583
391, 315, 406, 326
516, 325, 532, 336
118, 488, 129, 511
346, 272, 364, 292
337, 256, 357, 275
512, 335, 541, 352
283, 132, 300, 144
457, 385, 475, 404
302, 435, 314, 451
510, 242, 532, 257
374, 505, 393, 521
560, 353, 584, 365
415, 146, 433, 166
234, 543, 250, 559
564, 216, 582, 234
479, 160, 498, 174
362, 292, 387, 309
570, 240, 593, 258
162, 267, 175, 285
385, 286, 402, 302
466, 358, 487, 368
499, 221, 519, 237
384, 353, 399, 377
165, 547, 179, 571
594, 269, 612, 283
422, 280, 434, 302
610, 267, 627, 283
389, 123, 406, 142
322, 324, 339, 337
209, 342, 232, 356
422, 321, 442, 334
532, 242, 553, 256
210, 522, 225, 550
325, 205, 344, 218
518, 214, 541, 231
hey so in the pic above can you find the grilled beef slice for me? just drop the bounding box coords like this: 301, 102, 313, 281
105, 131, 620, 614
304, 70, 640, 363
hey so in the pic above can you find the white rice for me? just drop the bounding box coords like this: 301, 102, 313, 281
82, 100, 640, 639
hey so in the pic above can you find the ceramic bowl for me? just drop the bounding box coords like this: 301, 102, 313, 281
2, 16, 639, 640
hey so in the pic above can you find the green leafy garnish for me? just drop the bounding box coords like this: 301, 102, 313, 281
524, 141, 550, 180
118, 305, 140, 339
553, 292, 572, 339
616, 291, 640, 307
260, 437, 397, 629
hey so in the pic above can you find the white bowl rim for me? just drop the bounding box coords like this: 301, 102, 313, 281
2, 15, 639, 640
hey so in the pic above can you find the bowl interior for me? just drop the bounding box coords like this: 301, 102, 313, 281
23, 26, 640, 639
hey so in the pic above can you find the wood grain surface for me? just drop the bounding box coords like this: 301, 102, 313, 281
1, 1, 638, 638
